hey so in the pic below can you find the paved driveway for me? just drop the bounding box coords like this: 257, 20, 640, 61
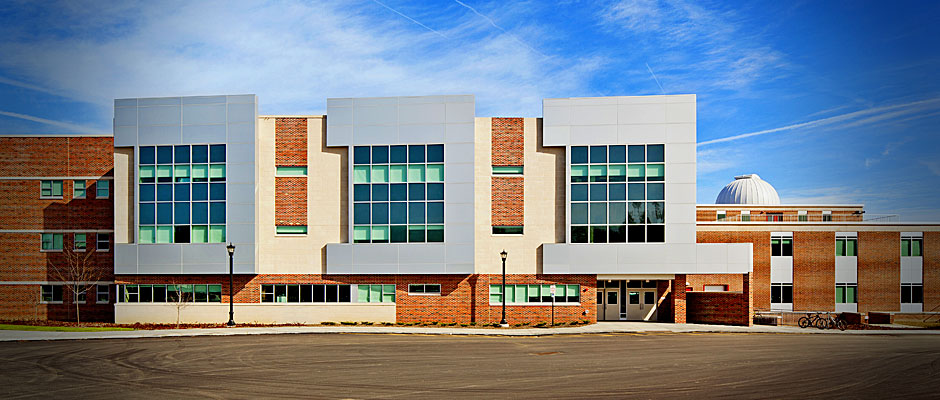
1, 332, 938, 398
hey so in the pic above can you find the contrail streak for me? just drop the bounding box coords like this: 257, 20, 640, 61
454, 0, 548, 58
372, 0, 448, 38
698, 98, 940, 147
0, 110, 109, 135
646, 63, 665, 94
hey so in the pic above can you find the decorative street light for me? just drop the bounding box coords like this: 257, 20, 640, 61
500, 249, 508, 327
226, 242, 236, 327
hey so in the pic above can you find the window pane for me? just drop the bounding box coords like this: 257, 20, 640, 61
157, 184, 172, 201
609, 184, 626, 201
192, 145, 208, 163
389, 183, 406, 201
627, 164, 645, 181
571, 165, 588, 182
157, 146, 173, 164
846, 286, 857, 303
192, 202, 208, 224
371, 184, 388, 202
590, 226, 607, 243
835, 286, 845, 303
912, 239, 922, 257
628, 202, 645, 224
390, 145, 407, 163
571, 146, 588, 164
209, 164, 225, 180
427, 225, 444, 242
590, 184, 606, 201
847, 240, 857, 257
174, 184, 189, 201
590, 203, 607, 224
589, 165, 607, 182
209, 144, 225, 162
174, 165, 190, 182
572, 184, 588, 202
627, 225, 644, 242
174, 203, 190, 225
646, 164, 665, 181
140, 203, 155, 224
353, 226, 370, 243
390, 225, 407, 243
609, 202, 626, 224
407, 165, 425, 182
782, 285, 793, 303
408, 225, 425, 242
408, 202, 425, 224
192, 165, 209, 181
354, 146, 370, 164
647, 183, 664, 200
139, 226, 155, 244
355, 184, 371, 201
427, 183, 444, 201
647, 202, 665, 224
191, 225, 208, 243
174, 145, 190, 163
427, 144, 444, 163
408, 145, 425, 163
208, 225, 226, 242
628, 183, 644, 200
647, 144, 664, 162
371, 166, 389, 183
571, 203, 588, 224
389, 165, 407, 183
354, 203, 370, 225
628, 145, 645, 162
609, 225, 626, 242
157, 203, 173, 224
571, 226, 588, 243
390, 202, 407, 224
426, 164, 444, 182
609, 145, 626, 163
156, 226, 173, 243
353, 166, 370, 183
647, 225, 665, 242
836, 239, 845, 256
408, 183, 425, 201
427, 202, 444, 224
210, 183, 225, 200
589, 146, 606, 163
210, 202, 225, 224
139, 146, 155, 164
372, 145, 389, 164
371, 203, 389, 224
608, 164, 626, 182
901, 239, 910, 256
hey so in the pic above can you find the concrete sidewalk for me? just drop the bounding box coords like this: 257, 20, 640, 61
1, 322, 937, 341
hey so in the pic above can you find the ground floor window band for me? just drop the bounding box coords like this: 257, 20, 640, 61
489, 284, 580, 304
117, 284, 222, 303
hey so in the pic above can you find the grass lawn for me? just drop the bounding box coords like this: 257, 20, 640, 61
0, 324, 134, 332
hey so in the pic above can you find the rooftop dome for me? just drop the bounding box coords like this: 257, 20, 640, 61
715, 174, 781, 205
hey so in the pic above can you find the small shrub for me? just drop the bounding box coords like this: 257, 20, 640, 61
382, 322, 395, 326
534, 322, 548, 328
469, 322, 476, 326
340, 321, 357, 325
321, 321, 337, 326
360, 322, 374, 326
459, 323, 470, 327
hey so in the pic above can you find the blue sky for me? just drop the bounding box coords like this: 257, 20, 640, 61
1, 0, 938, 220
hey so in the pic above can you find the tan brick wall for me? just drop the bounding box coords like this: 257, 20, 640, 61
925, 232, 940, 312
697, 231, 771, 310
275, 177, 307, 226
275, 118, 307, 166
492, 176, 524, 227
858, 231, 900, 313
793, 231, 835, 311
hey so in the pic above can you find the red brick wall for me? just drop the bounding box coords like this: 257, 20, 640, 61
0, 284, 113, 322
685, 274, 744, 292
673, 274, 687, 323
116, 274, 597, 324
492, 177, 524, 227
491, 118, 523, 166
858, 231, 900, 313
697, 231, 771, 310
0, 181, 112, 230
696, 209, 717, 221
274, 118, 308, 227
687, 291, 750, 326
275, 118, 307, 166
793, 231, 834, 311
275, 177, 307, 226
925, 232, 940, 313
0, 137, 113, 177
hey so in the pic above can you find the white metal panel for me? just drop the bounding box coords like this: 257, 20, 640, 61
900, 257, 923, 283
835, 257, 858, 283
770, 257, 793, 283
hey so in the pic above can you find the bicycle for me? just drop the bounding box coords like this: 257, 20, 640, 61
798, 312, 822, 328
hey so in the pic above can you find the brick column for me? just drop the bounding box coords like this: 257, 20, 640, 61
743, 272, 753, 326
674, 274, 687, 323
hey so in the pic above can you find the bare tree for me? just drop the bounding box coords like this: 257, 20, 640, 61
168, 282, 194, 329
47, 247, 104, 325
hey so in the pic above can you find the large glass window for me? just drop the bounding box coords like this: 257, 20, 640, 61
489, 284, 580, 304
40, 180, 63, 198
260, 284, 352, 303
901, 234, 923, 257
835, 283, 857, 304
138, 145, 226, 244
771, 235, 793, 256
118, 284, 222, 303
570, 144, 664, 243
352, 144, 444, 243
836, 235, 857, 257
901, 283, 923, 304
41, 285, 63, 302
770, 283, 793, 304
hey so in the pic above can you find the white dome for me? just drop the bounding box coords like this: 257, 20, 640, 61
715, 174, 781, 205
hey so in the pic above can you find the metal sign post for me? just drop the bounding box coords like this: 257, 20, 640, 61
550, 284, 556, 326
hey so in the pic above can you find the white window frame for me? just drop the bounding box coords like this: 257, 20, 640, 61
95, 180, 110, 199
96, 284, 110, 304
716, 210, 726, 221
40, 233, 63, 252
740, 210, 750, 221
74, 233, 87, 252
40, 284, 63, 304
797, 210, 807, 222
73, 180, 86, 199
408, 284, 442, 296
40, 180, 63, 199
96, 233, 110, 252
822, 210, 832, 221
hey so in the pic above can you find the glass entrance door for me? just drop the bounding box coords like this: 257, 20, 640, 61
626, 289, 659, 321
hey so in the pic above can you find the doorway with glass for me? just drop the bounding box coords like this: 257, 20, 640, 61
597, 280, 660, 321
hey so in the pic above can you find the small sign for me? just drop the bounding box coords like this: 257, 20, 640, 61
550, 284, 556, 296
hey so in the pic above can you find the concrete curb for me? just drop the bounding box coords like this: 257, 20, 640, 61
2, 322, 938, 341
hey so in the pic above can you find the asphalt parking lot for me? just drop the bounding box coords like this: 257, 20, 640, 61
1, 333, 938, 398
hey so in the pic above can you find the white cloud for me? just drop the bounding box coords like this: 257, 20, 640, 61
0, 0, 603, 125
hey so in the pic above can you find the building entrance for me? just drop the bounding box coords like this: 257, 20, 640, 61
597, 280, 661, 321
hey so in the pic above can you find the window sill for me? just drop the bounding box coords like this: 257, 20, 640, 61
40, 301, 63, 304
96, 301, 110, 305
75, 249, 86, 253
408, 293, 441, 296
275, 234, 308, 237
39, 197, 64, 200
40, 249, 63, 253
96, 249, 110, 252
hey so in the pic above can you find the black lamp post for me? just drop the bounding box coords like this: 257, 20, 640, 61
500, 250, 508, 327
226, 242, 236, 327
